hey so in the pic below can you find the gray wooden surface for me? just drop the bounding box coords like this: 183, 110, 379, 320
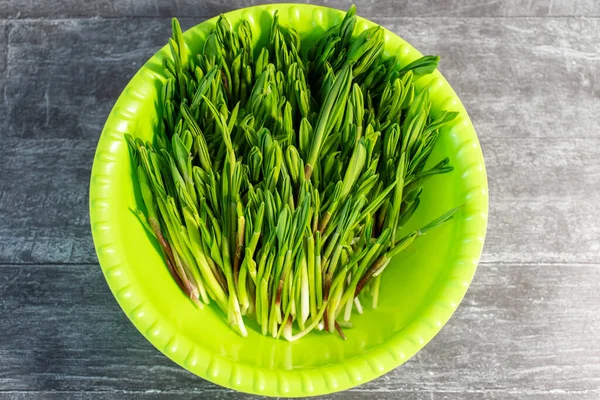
1, 0, 599, 399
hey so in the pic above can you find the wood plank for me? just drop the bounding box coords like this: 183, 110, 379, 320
0, 0, 391, 20
3, 17, 599, 140
1, 0, 600, 19
2, 136, 598, 264
1, 391, 599, 400
0, 139, 98, 263
2, 19, 171, 139
0, 21, 8, 131
1, 18, 599, 264
370, 16, 600, 140
0, 21, 6, 75
483, 137, 600, 264
0, 262, 599, 397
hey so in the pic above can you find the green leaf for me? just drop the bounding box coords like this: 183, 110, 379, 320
341, 139, 367, 197
304, 64, 353, 180
276, 206, 292, 250
398, 55, 440, 78
285, 145, 301, 185
191, 65, 219, 110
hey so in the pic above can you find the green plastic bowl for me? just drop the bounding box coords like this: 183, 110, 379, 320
89, 4, 488, 397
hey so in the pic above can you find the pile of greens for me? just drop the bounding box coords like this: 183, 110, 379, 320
126, 5, 459, 340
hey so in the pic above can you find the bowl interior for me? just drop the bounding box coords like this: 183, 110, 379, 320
90, 4, 488, 397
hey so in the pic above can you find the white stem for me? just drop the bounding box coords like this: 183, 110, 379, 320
343, 296, 354, 321
372, 259, 391, 277
271, 315, 278, 338
282, 319, 293, 341
300, 258, 310, 326
354, 297, 363, 314
372, 276, 381, 309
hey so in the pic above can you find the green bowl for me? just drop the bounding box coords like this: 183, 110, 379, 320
89, 4, 488, 397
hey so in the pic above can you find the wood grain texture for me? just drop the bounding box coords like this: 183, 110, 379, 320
0, 0, 392, 19
2, 393, 599, 400
0, 263, 599, 399
1, 2, 600, 398
3, 17, 599, 141
0, 21, 8, 135
1, 18, 599, 265
1, 0, 600, 19
2, 136, 599, 264
370, 17, 600, 140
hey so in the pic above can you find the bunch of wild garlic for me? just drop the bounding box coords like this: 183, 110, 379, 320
127, 6, 459, 340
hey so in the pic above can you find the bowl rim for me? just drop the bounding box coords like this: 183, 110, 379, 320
89, 3, 488, 397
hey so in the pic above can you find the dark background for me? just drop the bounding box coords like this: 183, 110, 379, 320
1, 0, 599, 399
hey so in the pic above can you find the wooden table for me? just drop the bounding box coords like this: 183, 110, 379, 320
1, 1, 599, 398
